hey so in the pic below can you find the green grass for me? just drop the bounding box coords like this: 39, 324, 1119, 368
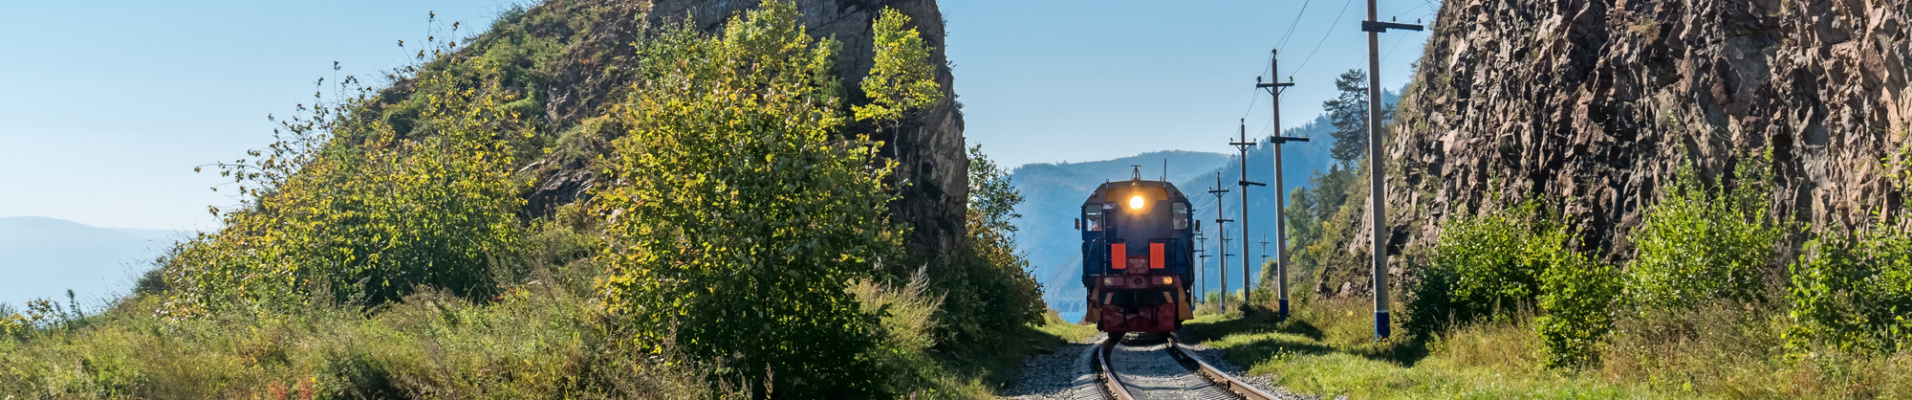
0, 287, 723, 399
1183, 298, 1912, 399
1184, 299, 1672, 399
1032, 311, 1096, 343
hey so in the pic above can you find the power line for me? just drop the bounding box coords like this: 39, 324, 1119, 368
1290, 0, 1357, 77
1274, 0, 1314, 49
1381, 30, 1414, 62
1394, 0, 1436, 19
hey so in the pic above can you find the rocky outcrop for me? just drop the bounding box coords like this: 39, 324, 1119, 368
517, 0, 968, 257
1344, 0, 1912, 295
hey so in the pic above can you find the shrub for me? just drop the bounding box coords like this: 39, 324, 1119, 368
1627, 162, 1784, 310
1406, 201, 1571, 336
1788, 219, 1912, 354
163, 69, 527, 313
593, 2, 909, 397
1536, 255, 1621, 368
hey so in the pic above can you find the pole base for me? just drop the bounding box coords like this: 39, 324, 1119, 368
1374, 311, 1391, 340
1276, 299, 1290, 321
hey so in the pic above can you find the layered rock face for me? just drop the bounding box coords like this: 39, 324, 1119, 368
524, 0, 968, 257
1349, 0, 1912, 295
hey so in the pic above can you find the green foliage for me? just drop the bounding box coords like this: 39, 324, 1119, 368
1788, 218, 1912, 354
0, 304, 25, 340
592, 2, 901, 396
1536, 255, 1621, 368
852, 7, 943, 127
1406, 201, 1582, 337
932, 145, 1046, 350
1627, 161, 1784, 310
164, 68, 528, 313
1287, 165, 1369, 290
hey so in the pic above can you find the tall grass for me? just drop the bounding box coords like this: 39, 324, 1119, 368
0, 286, 736, 399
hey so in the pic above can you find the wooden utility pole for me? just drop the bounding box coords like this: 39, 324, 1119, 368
1207, 172, 1234, 314
1258, 49, 1306, 321
1231, 121, 1265, 313
1360, 3, 1421, 340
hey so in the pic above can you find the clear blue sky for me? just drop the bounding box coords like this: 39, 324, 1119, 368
0, 0, 1436, 231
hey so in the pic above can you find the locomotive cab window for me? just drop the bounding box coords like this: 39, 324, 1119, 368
1172, 202, 1189, 230
1083, 205, 1103, 231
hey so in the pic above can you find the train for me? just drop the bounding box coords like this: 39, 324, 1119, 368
1077, 171, 1196, 334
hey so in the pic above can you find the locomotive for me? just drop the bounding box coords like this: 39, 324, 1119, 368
1077, 170, 1196, 334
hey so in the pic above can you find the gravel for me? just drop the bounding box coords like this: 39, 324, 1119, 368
1000, 332, 1105, 400
1108, 339, 1235, 400
1000, 332, 1334, 400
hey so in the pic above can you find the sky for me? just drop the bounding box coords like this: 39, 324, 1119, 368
0, 0, 1438, 231
944, 0, 1439, 168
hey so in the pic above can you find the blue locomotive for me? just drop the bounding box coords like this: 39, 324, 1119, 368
1077, 172, 1196, 333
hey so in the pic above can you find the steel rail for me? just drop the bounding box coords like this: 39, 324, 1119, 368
1092, 336, 1137, 400
1164, 335, 1281, 400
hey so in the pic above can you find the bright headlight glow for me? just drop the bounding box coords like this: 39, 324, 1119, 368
1129, 195, 1144, 210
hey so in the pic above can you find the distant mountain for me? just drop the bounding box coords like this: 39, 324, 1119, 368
1009, 94, 1398, 311
0, 217, 182, 309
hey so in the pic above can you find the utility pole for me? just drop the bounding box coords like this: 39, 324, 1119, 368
1195, 232, 1208, 304
1360, 3, 1422, 340
1259, 237, 1271, 279
1231, 121, 1266, 314
1258, 49, 1306, 321
1207, 172, 1234, 314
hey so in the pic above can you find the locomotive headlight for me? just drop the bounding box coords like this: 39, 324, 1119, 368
1128, 195, 1144, 210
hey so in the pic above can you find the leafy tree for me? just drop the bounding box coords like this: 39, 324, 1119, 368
592, 2, 904, 396
853, 7, 943, 132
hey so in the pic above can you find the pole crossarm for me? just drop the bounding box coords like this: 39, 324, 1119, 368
1360, 20, 1424, 32
1270, 136, 1311, 144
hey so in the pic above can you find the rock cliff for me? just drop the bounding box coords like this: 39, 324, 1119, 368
1348, 0, 1912, 295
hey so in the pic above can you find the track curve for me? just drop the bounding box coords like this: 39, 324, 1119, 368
1087, 333, 1283, 400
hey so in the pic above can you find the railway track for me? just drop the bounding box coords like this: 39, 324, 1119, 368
1088, 333, 1285, 400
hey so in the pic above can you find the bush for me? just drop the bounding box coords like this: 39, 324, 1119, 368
162, 69, 527, 313
1626, 162, 1784, 310
593, 2, 908, 397
1536, 255, 1620, 368
1788, 219, 1912, 354
1406, 201, 1573, 336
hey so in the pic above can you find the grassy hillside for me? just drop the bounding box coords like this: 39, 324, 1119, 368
0, 1, 1063, 399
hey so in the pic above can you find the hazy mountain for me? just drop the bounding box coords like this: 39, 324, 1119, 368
0, 217, 182, 309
